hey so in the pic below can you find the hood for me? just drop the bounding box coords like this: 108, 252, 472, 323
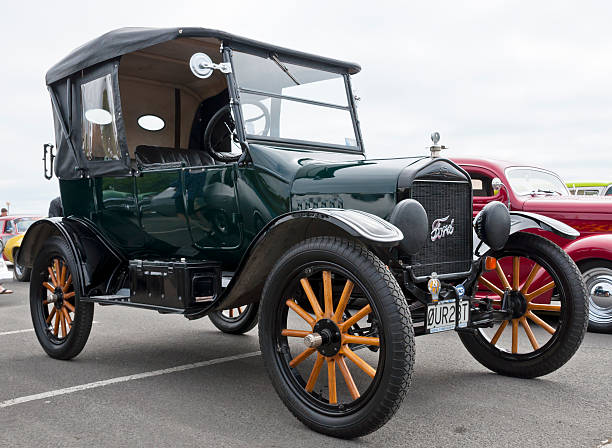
522, 195, 612, 214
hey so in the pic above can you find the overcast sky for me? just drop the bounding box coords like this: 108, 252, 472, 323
1, 0, 610, 214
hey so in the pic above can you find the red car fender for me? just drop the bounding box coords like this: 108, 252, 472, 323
560, 234, 612, 267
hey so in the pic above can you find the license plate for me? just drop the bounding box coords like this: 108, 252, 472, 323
426, 299, 470, 333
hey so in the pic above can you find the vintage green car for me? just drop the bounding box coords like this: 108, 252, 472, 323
20, 27, 588, 437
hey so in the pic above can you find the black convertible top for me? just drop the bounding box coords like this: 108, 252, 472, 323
46, 27, 361, 85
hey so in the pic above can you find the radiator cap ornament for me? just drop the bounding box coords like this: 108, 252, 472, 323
429, 131, 447, 158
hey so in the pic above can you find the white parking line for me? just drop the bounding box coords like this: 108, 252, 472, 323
0, 321, 100, 337
0, 351, 261, 409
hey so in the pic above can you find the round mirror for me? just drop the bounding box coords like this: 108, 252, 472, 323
138, 115, 165, 131
85, 108, 113, 125
190, 52, 214, 79
491, 177, 504, 192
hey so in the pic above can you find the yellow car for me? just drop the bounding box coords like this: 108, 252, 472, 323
2, 234, 30, 281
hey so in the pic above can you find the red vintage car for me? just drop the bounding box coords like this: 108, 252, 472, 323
453, 157, 612, 333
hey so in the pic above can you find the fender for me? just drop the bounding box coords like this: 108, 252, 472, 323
561, 233, 612, 266
18, 217, 126, 297
190, 208, 403, 318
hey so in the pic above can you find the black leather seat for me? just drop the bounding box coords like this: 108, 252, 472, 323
135, 145, 214, 169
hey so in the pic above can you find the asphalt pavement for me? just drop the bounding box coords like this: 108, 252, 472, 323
0, 275, 610, 448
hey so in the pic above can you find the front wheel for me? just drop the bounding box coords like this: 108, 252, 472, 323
460, 232, 587, 378
581, 262, 612, 333
259, 237, 414, 438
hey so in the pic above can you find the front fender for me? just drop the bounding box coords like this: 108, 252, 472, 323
18, 217, 126, 296
193, 209, 402, 317
562, 234, 612, 265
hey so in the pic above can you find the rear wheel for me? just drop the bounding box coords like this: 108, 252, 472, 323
30, 237, 94, 360
13, 248, 31, 282
259, 237, 414, 438
580, 262, 612, 333
209, 303, 259, 334
460, 232, 587, 378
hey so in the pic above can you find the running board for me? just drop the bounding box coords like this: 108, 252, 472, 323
82, 295, 203, 315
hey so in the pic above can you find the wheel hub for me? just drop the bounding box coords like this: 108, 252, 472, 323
506, 290, 527, 318
53, 287, 64, 309
309, 319, 342, 357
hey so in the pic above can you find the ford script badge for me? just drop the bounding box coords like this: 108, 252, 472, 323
431, 215, 455, 241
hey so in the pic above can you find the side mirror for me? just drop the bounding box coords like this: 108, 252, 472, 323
490, 177, 510, 210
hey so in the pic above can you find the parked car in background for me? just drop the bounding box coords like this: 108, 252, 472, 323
453, 157, 612, 333
2, 234, 30, 281
567, 182, 612, 196
1, 215, 40, 257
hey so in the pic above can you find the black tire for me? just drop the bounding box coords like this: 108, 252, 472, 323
209, 303, 259, 334
259, 236, 414, 438
30, 236, 94, 360
460, 232, 587, 378
13, 248, 31, 282
580, 260, 612, 333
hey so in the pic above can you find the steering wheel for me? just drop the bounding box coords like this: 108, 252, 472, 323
203, 103, 270, 163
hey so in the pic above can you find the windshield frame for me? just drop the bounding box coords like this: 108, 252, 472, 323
224, 46, 364, 154
504, 166, 570, 196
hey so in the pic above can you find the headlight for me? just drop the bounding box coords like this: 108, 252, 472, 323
474, 201, 510, 251
389, 199, 428, 255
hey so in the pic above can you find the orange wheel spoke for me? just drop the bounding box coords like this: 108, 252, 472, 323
526, 311, 556, 335
60, 264, 67, 289
340, 305, 372, 332
341, 346, 376, 378
63, 300, 75, 312
48, 267, 58, 287
337, 355, 360, 400
281, 329, 311, 338
478, 276, 504, 298
42, 282, 55, 294
332, 280, 354, 323
512, 257, 520, 290
528, 303, 561, 312
525, 281, 555, 302
511, 319, 518, 354
53, 312, 60, 336
289, 347, 316, 368
495, 263, 512, 291
520, 263, 542, 294
46, 307, 56, 324
342, 335, 380, 347
60, 311, 67, 338
62, 274, 72, 293
54, 259, 60, 284
286, 299, 316, 328
63, 291, 76, 300
305, 354, 325, 392
490, 320, 508, 345
229, 308, 234, 317
63, 308, 72, 328
323, 271, 333, 318
300, 278, 324, 319
327, 357, 337, 405
520, 317, 539, 350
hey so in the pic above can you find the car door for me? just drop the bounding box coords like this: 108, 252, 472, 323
463, 166, 508, 216
184, 164, 242, 250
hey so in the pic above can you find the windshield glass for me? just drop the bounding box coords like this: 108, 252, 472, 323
15, 218, 37, 233
232, 51, 358, 150
505, 168, 569, 196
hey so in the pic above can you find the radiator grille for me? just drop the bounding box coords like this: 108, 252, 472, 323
408, 181, 472, 277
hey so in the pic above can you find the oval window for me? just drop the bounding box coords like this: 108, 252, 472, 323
85, 108, 113, 125
138, 115, 165, 131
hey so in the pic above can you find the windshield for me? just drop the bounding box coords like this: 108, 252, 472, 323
231, 51, 359, 150
505, 168, 569, 196
15, 218, 37, 233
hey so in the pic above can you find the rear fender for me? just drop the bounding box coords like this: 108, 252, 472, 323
206, 209, 402, 314
562, 234, 612, 266
18, 217, 126, 297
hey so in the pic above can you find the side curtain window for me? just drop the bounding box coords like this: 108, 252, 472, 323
81, 74, 120, 161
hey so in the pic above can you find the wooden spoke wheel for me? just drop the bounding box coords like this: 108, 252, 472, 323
30, 237, 94, 360
209, 302, 259, 334
460, 233, 587, 378
259, 237, 414, 438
